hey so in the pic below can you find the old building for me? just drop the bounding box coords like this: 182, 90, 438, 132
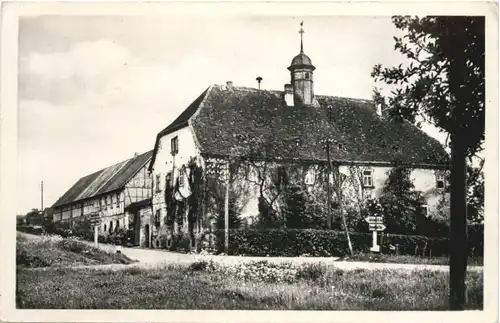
147, 26, 449, 248
52, 151, 153, 244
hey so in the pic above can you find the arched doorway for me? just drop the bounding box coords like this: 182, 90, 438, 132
144, 224, 150, 248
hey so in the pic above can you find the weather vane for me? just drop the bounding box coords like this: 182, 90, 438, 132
299, 21, 305, 53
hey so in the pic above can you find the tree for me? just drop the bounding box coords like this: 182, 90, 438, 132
379, 164, 425, 234
372, 16, 484, 310
282, 185, 308, 228
213, 195, 242, 230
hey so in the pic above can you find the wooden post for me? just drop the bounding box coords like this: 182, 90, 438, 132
326, 141, 332, 230
331, 163, 354, 256
224, 162, 230, 254
94, 225, 98, 248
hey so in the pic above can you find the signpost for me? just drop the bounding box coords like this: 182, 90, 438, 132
89, 212, 101, 248
365, 215, 385, 252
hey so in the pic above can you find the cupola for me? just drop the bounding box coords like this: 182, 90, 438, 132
287, 22, 316, 107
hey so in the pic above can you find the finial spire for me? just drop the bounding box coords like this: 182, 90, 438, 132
299, 21, 305, 53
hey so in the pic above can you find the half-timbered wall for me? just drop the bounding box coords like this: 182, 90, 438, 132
52, 162, 152, 234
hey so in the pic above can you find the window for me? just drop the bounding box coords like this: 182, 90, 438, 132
156, 174, 161, 192
178, 168, 185, 188
116, 193, 120, 205
109, 221, 113, 233
110, 195, 114, 208
104, 224, 107, 232
305, 73, 310, 80
116, 220, 120, 230
362, 170, 373, 188
436, 173, 445, 189
171, 136, 179, 155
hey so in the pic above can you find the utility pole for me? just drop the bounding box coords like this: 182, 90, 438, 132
41, 181, 44, 211
224, 162, 230, 254
325, 105, 332, 229
40, 181, 44, 224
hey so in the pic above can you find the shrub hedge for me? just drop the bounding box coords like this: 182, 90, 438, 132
211, 229, 482, 258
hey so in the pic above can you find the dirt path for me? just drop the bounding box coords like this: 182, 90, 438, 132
18, 232, 483, 272
87, 240, 483, 272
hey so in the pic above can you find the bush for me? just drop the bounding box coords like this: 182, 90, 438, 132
210, 229, 462, 258
296, 263, 327, 281
58, 237, 87, 253
107, 228, 133, 246
73, 219, 93, 241
164, 233, 191, 253
48, 221, 73, 238
16, 243, 53, 267
16, 225, 45, 235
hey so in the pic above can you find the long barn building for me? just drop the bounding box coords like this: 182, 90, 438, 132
51, 151, 153, 243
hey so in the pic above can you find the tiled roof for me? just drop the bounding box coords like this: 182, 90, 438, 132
52, 151, 153, 208
148, 88, 210, 171
124, 198, 152, 211
150, 84, 449, 170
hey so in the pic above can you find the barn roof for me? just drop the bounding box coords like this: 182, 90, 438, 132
149, 84, 449, 171
52, 150, 153, 208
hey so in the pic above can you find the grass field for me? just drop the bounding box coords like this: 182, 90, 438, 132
16, 261, 483, 310
338, 252, 484, 266
16, 232, 135, 268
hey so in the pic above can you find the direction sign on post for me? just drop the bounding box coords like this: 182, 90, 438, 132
369, 223, 386, 231
365, 216, 384, 224
365, 215, 385, 252
89, 211, 101, 248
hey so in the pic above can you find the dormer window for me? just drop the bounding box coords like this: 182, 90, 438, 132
362, 170, 374, 188
171, 136, 179, 155
436, 173, 446, 189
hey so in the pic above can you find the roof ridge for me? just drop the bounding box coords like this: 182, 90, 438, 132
215, 83, 374, 103
52, 150, 153, 208
92, 150, 152, 175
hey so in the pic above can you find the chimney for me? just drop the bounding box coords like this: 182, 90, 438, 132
134, 152, 140, 157
284, 84, 294, 107
226, 81, 233, 91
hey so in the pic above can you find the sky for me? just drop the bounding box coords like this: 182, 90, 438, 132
17, 15, 447, 214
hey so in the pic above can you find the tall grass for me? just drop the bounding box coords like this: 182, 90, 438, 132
16, 261, 483, 310
16, 232, 134, 268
